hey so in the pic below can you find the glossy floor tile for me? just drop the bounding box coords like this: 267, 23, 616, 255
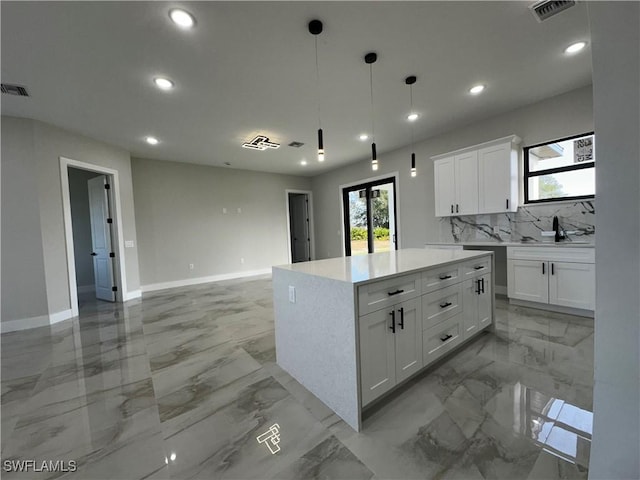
1, 276, 593, 479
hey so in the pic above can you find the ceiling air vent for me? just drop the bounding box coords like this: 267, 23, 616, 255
1, 83, 29, 97
529, 0, 576, 22
288, 141, 304, 148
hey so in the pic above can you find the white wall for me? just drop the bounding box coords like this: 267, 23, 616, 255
0, 116, 141, 328
311, 85, 594, 259
131, 157, 311, 289
589, 3, 640, 478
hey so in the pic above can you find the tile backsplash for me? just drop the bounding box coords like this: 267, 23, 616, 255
439, 201, 595, 243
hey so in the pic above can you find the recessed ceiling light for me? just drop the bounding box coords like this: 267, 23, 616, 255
169, 9, 195, 28
153, 77, 174, 90
359, 134, 369, 141
145, 136, 159, 145
407, 113, 419, 122
564, 41, 587, 54
300, 160, 308, 166
469, 84, 485, 95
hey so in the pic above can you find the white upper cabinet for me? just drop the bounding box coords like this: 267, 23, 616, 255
432, 135, 520, 217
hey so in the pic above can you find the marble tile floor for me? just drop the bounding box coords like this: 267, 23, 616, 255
1, 276, 594, 480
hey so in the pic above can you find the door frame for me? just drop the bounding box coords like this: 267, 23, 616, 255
339, 172, 401, 257
60, 157, 127, 316
285, 189, 315, 263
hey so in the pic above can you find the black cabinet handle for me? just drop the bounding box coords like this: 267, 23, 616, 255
476, 279, 481, 294
551, 263, 555, 275
389, 310, 396, 333
474, 265, 484, 270
542, 263, 545, 275
398, 307, 404, 330
388, 289, 404, 296
440, 334, 453, 342
450, 204, 454, 214
439, 301, 452, 309
456, 204, 459, 213
439, 274, 452, 280
506, 198, 509, 209
481, 277, 485, 294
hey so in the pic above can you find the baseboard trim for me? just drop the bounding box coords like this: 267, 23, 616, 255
509, 299, 594, 318
141, 268, 272, 293
1, 308, 75, 333
495, 285, 507, 296
77, 285, 95, 294
124, 289, 142, 301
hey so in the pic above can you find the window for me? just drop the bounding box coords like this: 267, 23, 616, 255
524, 132, 595, 203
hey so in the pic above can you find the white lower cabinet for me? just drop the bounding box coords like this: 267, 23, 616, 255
359, 297, 422, 406
507, 247, 595, 312
359, 254, 494, 406
462, 273, 492, 338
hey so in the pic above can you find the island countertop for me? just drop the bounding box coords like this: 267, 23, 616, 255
273, 248, 492, 285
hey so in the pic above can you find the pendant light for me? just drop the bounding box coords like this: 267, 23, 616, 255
406, 75, 417, 177
365, 52, 378, 171
309, 20, 325, 162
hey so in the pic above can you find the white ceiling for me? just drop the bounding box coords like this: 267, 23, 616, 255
1, 1, 592, 176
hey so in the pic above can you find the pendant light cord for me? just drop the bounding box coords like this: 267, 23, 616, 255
410, 85, 415, 148
315, 37, 322, 129
369, 64, 375, 139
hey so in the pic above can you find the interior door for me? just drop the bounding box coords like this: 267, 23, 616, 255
289, 193, 310, 263
88, 175, 115, 301
343, 177, 397, 256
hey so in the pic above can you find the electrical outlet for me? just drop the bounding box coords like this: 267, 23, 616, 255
493, 226, 500, 234
222, 207, 227, 214
125, 240, 134, 248
453, 225, 461, 235
189, 263, 194, 270
237, 207, 242, 214
240, 257, 245, 264
288, 286, 296, 303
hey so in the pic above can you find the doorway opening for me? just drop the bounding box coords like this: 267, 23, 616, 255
286, 190, 314, 263
61, 157, 127, 317
342, 177, 398, 256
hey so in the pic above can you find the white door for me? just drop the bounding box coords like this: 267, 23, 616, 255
359, 307, 396, 406
478, 142, 513, 213
434, 157, 456, 217
454, 151, 479, 215
394, 298, 423, 383
548, 262, 595, 310
508, 259, 549, 303
289, 193, 310, 263
88, 175, 115, 301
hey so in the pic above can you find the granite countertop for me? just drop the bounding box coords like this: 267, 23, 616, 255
273, 248, 492, 285
426, 241, 595, 248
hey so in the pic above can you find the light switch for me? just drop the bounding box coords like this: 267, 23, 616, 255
237, 207, 242, 214
288, 286, 296, 303
125, 240, 134, 248
222, 207, 227, 214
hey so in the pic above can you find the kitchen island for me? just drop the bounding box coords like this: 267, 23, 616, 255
272, 248, 494, 431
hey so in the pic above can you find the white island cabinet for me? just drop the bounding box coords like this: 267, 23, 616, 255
273, 248, 494, 431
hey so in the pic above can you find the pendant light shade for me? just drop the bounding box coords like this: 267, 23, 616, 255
309, 20, 325, 163
406, 75, 418, 177
365, 52, 378, 171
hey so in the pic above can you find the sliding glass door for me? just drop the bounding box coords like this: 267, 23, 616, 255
343, 177, 397, 256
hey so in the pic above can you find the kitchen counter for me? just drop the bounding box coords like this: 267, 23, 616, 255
274, 248, 493, 285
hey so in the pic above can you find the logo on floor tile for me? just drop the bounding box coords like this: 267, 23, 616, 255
256, 423, 281, 454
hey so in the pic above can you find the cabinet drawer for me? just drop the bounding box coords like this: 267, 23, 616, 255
423, 314, 463, 366
358, 274, 421, 315
462, 257, 492, 278
422, 264, 461, 294
422, 283, 462, 330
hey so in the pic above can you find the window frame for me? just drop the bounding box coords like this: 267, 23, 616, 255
523, 131, 595, 204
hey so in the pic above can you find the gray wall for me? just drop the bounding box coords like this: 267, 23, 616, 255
1, 118, 49, 322
68, 167, 101, 289
311, 85, 594, 259
1, 116, 141, 324
589, 3, 639, 478
131, 157, 311, 287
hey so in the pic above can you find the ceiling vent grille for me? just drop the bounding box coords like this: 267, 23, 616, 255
529, 0, 576, 22
1, 83, 29, 97
288, 141, 304, 148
